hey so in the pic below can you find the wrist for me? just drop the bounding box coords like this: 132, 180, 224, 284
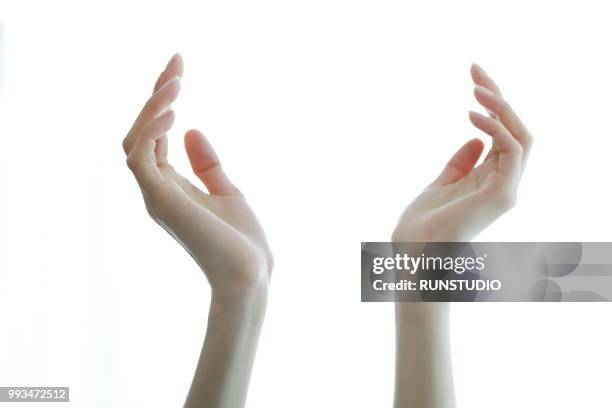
392, 221, 471, 243
396, 302, 450, 324
210, 285, 268, 325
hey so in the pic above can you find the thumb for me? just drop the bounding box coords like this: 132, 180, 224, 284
184, 129, 241, 196
431, 138, 484, 186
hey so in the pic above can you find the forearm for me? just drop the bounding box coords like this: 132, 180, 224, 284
184, 290, 267, 408
394, 302, 455, 408
392, 238, 455, 408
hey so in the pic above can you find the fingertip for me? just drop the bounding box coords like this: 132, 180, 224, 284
186, 128, 203, 136
184, 129, 209, 157
468, 110, 484, 121
184, 128, 204, 144
433, 137, 485, 186
473, 85, 500, 108
172, 53, 185, 76
469, 110, 494, 129
168, 52, 182, 64
471, 62, 486, 77
153, 55, 184, 92
145, 109, 176, 141
166, 109, 176, 123
459, 137, 485, 159
468, 137, 485, 150
473, 139, 486, 159
164, 110, 176, 133
166, 53, 178, 68
166, 53, 184, 70
470, 62, 479, 79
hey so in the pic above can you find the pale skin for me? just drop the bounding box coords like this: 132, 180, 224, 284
392, 63, 533, 408
123, 57, 532, 407
123, 54, 272, 408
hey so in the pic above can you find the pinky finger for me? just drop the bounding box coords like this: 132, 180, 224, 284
470, 63, 502, 96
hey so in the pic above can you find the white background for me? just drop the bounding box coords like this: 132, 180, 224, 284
1, 1, 611, 407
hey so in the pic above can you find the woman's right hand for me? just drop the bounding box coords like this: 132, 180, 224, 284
122, 54, 273, 301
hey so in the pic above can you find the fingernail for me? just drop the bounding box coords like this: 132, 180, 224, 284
473, 62, 487, 75
167, 76, 180, 85
157, 76, 181, 93
166, 53, 179, 68
474, 84, 494, 96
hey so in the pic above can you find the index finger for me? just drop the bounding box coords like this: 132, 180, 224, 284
153, 53, 184, 92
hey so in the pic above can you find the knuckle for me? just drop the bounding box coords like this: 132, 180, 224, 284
125, 155, 138, 171
122, 138, 130, 154
509, 140, 523, 155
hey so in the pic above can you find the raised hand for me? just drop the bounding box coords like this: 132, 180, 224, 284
393, 63, 533, 243
393, 64, 533, 408
123, 54, 272, 297
123, 54, 272, 408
